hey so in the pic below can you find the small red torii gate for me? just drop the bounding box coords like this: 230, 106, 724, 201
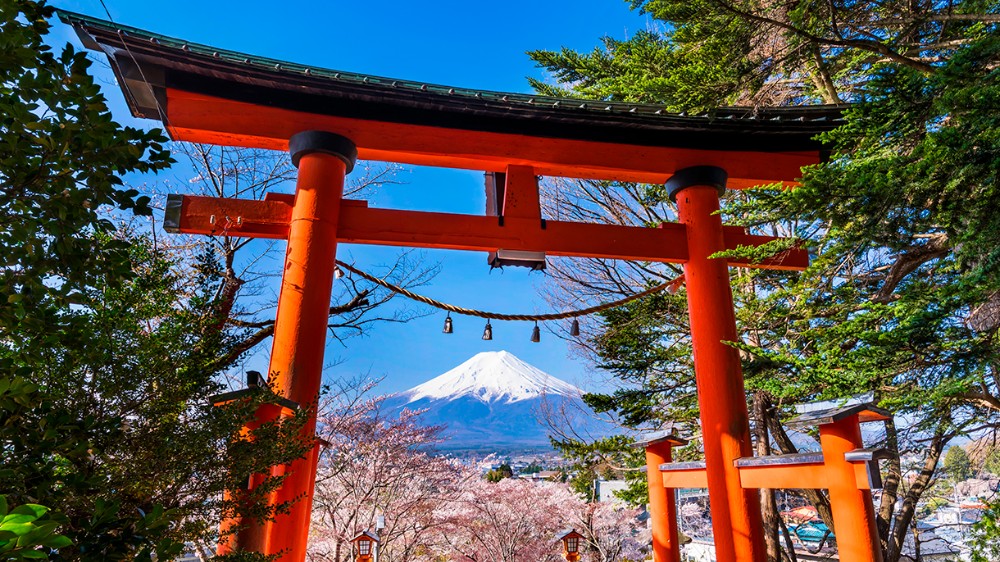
639, 404, 890, 562
62, 10, 878, 562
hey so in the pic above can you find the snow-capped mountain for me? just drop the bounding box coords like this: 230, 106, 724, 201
382, 351, 610, 451
403, 350, 581, 404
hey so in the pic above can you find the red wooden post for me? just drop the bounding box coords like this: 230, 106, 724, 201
216, 400, 286, 555
234, 131, 356, 561
668, 166, 765, 562
820, 415, 885, 562
645, 439, 681, 562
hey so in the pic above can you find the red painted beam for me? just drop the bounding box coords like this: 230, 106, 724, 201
163, 193, 295, 239
736, 463, 879, 491
165, 89, 820, 188
660, 469, 709, 489
662, 460, 881, 491
164, 194, 809, 269
338, 208, 693, 262
737, 464, 829, 490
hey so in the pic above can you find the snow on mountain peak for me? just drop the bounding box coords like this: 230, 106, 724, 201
403, 351, 582, 404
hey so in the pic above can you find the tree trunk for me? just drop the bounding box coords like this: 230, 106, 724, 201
885, 430, 947, 562
777, 516, 799, 562
877, 418, 902, 558
753, 391, 782, 562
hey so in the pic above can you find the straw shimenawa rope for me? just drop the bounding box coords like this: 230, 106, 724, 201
335, 261, 681, 322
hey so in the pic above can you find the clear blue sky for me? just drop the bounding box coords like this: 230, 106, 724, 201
52, 0, 651, 394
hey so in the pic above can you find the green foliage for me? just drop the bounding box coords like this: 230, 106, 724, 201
588, 290, 697, 427
1, 240, 314, 559
530, 0, 999, 109
536, 0, 1000, 431
610, 472, 651, 508
0, 0, 171, 343
528, 31, 731, 108
0, 497, 73, 560
791, 37, 1000, 277
529, 5, 797, 109
0, 373, 183, 561
530, 0, 1000, 558
485, 463, 513, 483
971, 502, 1000, 562
738, 32, 1000, 426
2, 1, 171, 557
548, 434, 648, 505
943, 446, 973, 482
917, 495, 951, 518
520, 461, 543, 474
985, 446, 1000, 477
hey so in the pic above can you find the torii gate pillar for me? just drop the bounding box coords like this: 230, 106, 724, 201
219, 132, 356, 559
639, 431, 687, 562
268, 132, 356, 558
668, 167, 766, 562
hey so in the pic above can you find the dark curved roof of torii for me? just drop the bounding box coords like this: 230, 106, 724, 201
58, 11, 842, 185
60, 10, 843, 150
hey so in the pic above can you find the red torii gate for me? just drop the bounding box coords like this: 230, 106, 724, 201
640, 404, 890, 562
62, 10, 875, 562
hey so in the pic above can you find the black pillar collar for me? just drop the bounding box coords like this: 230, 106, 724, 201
289, 130, 358, 173
664, 165, 728, 202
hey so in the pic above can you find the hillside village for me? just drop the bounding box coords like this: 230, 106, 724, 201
378, 441, 999, 561
461, 439, 998, 562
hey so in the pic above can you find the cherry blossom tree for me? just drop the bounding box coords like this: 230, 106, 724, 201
429, 477, 582, 562
572, 502, 648, 562
308, 384, 463, 562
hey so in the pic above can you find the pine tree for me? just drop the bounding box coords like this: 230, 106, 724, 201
944, 446, 973, 482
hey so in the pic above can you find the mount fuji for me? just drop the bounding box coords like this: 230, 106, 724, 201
382, 351, 608, 451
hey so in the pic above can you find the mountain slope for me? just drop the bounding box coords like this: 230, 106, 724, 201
404, 350, 581, 403
383, 351, 609, 450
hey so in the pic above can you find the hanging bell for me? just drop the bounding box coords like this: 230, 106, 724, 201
482, 320, 493, 340
443, 313, 453, 334
530, 322, 540, 343
569, 318, 580, 337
